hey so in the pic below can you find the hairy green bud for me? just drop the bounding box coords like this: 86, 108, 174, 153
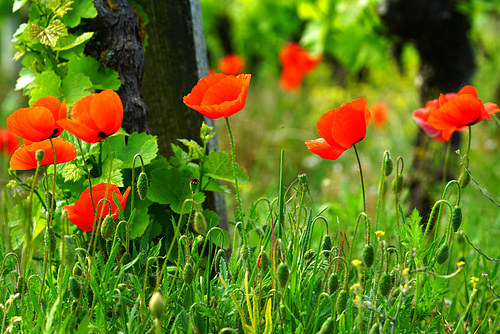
44, 226, 56, 254
276, 262, 290, 289
193, 211, 207, 235
149, 291, 165, 318
214, 249, 226, 274
321, 235, 332, 257
183, 262, 195, 285
362, 243, 375, 268
318, 317, 334, 334
392, 175, 404, 194
35, 149, 44, 162
61, 235, 76, 268
258, 251, 270, 272
379, 272, 392, 296
136, 171, 149, 200
384, 154, 393, 176
451, 206, 463, 232
240, 244, 251, 261
100, 214, 116, 240
69, 276, 81, 300
336, 290, 348, 313
328, 273, 339, 294
436, 243, 449, 265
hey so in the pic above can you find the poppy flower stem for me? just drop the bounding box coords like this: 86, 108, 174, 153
225, 117, 243, 221
466, 126, 472, 167
353, 144, 367, 214
76, 139, 95, 214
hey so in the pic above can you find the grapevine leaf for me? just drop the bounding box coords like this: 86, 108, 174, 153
105, 132, 159, 168
53, 32, 94, 51
90, 159, 124, 187
61, 71, 93, 106
13, 0, 29, 12
63, 0, 97, 28
29, 71, 62, 105
63, 163, 86, 182
28, 20, 68, 47
148, 167, 205, 214
204, 151, 248, 184
67, 54, 121, 90
15, 67, 36, 91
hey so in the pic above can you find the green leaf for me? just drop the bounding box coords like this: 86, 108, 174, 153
130, 206, 151, 239
63, 163, 86, 182
178, 139, 203, 159
61, 71, 93, 106
170, 144, 190, 167
27, 19, 68, 47
29, 71, 62, 105
15, 67, 36, 91
67, 54, 121, 90
106, 132, 159, 169
63, 0, 97, 28
90, 159, 124, 187
148, 167, 205, 214
13, 0, 29, 12
204, 151, 248, 184
53, 32, 94, 51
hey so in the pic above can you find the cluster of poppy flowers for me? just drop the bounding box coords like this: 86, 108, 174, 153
305, 85, 498, 160
6, 90, 129, 232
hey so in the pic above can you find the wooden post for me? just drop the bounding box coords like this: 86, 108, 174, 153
135, 0, 228, 229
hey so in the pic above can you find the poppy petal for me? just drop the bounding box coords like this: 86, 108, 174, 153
413, 110, 446, 142
7, 107, 57, 142
90, 90, 123, 136
9, 138, 76, 170
70, 94, 99, 130
457, 85, 478, 98
330, 98, 370, 148
305, 138, 347, 160
428, 94, 483, 130
57, 119, 102, 143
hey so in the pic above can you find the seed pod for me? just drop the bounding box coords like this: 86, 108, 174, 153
100, 214, 116, 240
384, 154, 393, 176
149, 291, 165, 318
276, 262, 290, 289
328, 273, 339, 294
45, 192, 55, 212
458, 166, 470, 189
183, 262, 195, 285
297, 172, 308, 185
44, 226, 56, 254
193, 211, 207, 235
258, 251, 270, 272
336, 290, 348, 313
73, 265, 83, 277
436, 243, 449, 265
321, 235, 332, 257
451, 206, 463, 232
35, 149, 44, 162
69, 276, 81, 300
240, 244, 251, 261
392, 175, 404, 194
61, 235, 76, 268
189, 178, 199, 193
214, 249, 225, 274
304, 249, 316, 262
362, 243, 375, 268
318, 317, 334, 334
379, 272, 392, 296
136, 171, 149, 200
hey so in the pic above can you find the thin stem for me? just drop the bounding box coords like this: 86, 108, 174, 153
441, 141, 451, 191
353, 144, 367, 214
225, 117, 243, 221
466, 126, 472, 167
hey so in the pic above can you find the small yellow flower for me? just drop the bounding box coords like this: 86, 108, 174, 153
402, 267, 410, 277
350, 283, 360, 291
375, 230, 385, 238
352, 259, 362, 268
353, 295, 360, 305
470, 276, 479, 285
457, 261, 466, 269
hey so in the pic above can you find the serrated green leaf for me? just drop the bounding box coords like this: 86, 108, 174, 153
130, 206, 151, 239
90, 159, 123, 187
63, 0, 97, 28
170, 144, 190, 167
15, 67, 36, 91
61, 71, 93, 106
105, 132, 158, 169
63, 163, 86, 182
67, 54, 121, 90
148, 167, 205, 213
53, 32, 94, 51
29, 71, 62, 105
53, 0, 74, 18
178, 139, 203, 159
28, 19, 68, 47
204, 151, 248, 184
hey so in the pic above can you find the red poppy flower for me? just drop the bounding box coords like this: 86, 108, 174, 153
183, 73, 251, 119
279, 42, 322, 91
218, 54, 245, 75
7, 96, 67, 142
0, 129, 20, 156
305, 98, 371, 160
63, 183, 131, 232
9, 137, 76, 170
57, 90, 123, 143
414, 85, 500, 142
370, 102, 388, 128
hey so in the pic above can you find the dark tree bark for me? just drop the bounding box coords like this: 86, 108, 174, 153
379, 0, 475, 218
134, 0, 228, 229
85, 0, 150, 134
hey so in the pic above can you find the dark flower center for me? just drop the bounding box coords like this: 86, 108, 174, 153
98, 131, 107, 138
